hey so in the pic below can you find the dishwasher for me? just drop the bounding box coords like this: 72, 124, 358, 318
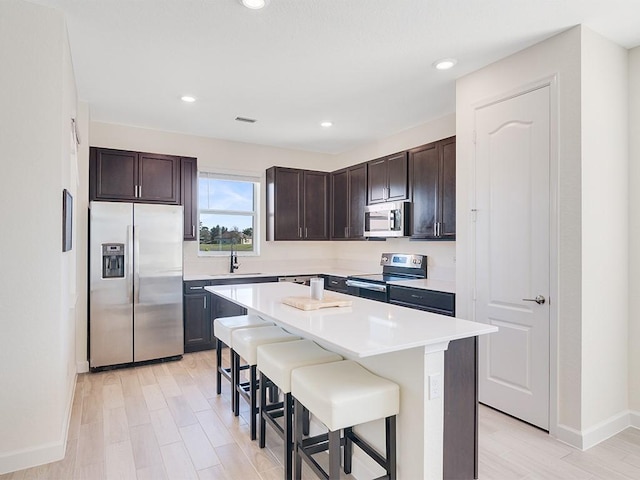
277, 275, 317, 286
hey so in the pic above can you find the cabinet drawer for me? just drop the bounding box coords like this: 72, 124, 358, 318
184, 280, 211, 294
388, 285, 455, 316
324, 275, 348, 293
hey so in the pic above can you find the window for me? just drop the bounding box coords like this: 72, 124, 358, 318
198, 172, 259, 255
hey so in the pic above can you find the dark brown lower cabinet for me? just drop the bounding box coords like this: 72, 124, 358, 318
184, 291, 213, 353
183, 281, 214, 353
184, 277, 279, 353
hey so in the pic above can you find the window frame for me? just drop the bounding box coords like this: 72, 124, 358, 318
197, 171, 260, 257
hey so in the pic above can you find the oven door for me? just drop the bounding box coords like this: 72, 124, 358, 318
345, 279, 388, 302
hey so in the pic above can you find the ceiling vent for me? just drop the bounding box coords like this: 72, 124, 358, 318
235, 116, 257, 123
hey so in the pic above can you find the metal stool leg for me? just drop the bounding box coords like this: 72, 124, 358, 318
215, 339, 223, 395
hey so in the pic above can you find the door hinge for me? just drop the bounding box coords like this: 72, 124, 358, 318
473, 130, 477, 145
471, 209, 478, 223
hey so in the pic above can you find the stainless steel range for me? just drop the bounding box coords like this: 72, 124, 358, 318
346, 253, 427, 302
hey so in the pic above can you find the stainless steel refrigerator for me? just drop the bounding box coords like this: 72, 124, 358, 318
89, 201, 184, 369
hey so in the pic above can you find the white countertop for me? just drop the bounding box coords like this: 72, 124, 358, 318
206, 282, 495, 359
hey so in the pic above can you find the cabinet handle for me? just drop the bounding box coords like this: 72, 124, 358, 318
411, 294, 424, 300
299, 227, 303, 238
344, 226, 348, 238
331, 281, 338, 285
433, 223, 438, 237
192, 225, 195, 237
190, 286, 204, 290
305, 227, 308, 238
138, 185, 142, 198
203, 296, 207, 309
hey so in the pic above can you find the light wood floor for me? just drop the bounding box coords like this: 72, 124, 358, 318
1, 350, 639, 480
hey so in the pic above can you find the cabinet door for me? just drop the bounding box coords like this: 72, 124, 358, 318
269, 167, 302, 240
409, 143, 439, 237
386, 151, 408, 201
331, 169, 349, 239
181, 157, 198, 240
184, 292, 213, 352
303, 171, 329, 240
138, 153, 180, 204
90, 147, 138, 201
367, 157, 387, 204
439, 137, 456, 238
348, 163, 367, 239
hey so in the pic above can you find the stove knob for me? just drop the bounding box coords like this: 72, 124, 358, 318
382, 256, 388, 262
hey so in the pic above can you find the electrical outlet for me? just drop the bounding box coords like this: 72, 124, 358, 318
428, 373, 442, 400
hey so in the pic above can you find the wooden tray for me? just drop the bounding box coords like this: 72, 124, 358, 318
281, 295, 353, 311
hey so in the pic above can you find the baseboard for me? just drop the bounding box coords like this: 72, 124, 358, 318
556, 410, 635, 451
630, 410, 640, 429
0, 374, 77, 475
555, 423, 584, 450
77, 360, 89, 373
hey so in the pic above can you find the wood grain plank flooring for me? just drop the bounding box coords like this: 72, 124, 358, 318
2, 349, 639, 479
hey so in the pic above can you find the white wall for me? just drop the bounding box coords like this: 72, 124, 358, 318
0, 0, 79, 473
629, 47, 640, 416
456, 27, 584, 434
580, 28, 629, 434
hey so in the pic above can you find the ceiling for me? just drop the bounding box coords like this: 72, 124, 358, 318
31, 0, 640, 154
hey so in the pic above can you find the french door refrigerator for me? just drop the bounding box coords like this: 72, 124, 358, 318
90, 201, 184, 369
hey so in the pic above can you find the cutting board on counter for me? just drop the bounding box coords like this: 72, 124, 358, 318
281, 295, 352, 311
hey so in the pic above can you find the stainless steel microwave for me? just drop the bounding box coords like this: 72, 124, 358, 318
364, 201, 410, 237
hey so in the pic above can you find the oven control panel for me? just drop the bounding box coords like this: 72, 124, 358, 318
380, 253, 427, 270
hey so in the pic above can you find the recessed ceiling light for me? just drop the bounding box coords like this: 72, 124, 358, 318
433, 58, 457, 70
181, 95, 196, 103
241, 0, 268, 9
320, 121, 333, 128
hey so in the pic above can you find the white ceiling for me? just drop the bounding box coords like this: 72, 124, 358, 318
32, 0, 640, 154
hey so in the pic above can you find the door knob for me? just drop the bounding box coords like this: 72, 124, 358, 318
522, 295, 546, 305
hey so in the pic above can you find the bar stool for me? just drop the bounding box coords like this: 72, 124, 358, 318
291, 360, 399, 480
231, 326, 301, 440
257, 340, 343, 480
213, 314, 274, 407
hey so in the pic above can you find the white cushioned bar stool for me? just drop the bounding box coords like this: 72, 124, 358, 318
213, 314, 274, 409
291, 360, 400, 480
256, 340, 343, 480
231, 326, 301, 440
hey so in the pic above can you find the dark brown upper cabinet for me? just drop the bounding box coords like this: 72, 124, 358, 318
90, 147, 197, 241
266, 166, 329, 241
409, 136, 456, 239
367, 151, 408, 205
330, 163, 366, 240
90, 147, 180, 205
181, 157, 198, 241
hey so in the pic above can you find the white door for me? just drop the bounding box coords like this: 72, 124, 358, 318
474, 85, 550, 430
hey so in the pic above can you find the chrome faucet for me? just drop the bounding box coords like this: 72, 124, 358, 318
230, 243, 239, 273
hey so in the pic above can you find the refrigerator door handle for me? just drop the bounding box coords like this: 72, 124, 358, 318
127, 224, 134, 304
134, 225, 141, 304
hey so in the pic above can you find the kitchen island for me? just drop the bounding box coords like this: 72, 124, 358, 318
206, 282, 496, 480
